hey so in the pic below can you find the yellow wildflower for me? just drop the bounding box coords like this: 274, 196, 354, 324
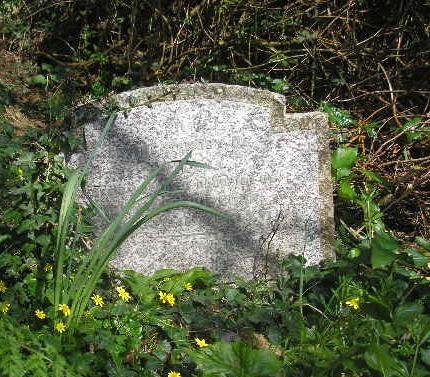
159, 291, 175, 306
116, 287, 131, 302
55, 322, 66, 333
159, 291, 167, 303
0, 302, 11, 314
0, 280, 7, 293
35, 309, 47, 319
167, 372, 181, 377
166, 293, 175, 306
44, 264, 53, 272
84, 310, 94, 319
195, 338, 209, 348
345, 298, 360, 310
91, 294, 104, 307
184, 282, 193, 291
58, 303, 71, 316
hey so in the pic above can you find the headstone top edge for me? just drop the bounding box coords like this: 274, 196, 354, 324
112, 83, 328, 132
114, 83, 286, 109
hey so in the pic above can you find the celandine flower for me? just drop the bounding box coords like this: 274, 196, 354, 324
184, 282, 193, 291
116, 287, 131, 302
44, 264, 53, 272
166, 293, 175, 306
55, 322, 66, 333
167, 372, 181, 377
35, 309, 47, 319
345, 298, 360, 310
159, 291, 175, 306
0, 280, 7, 293
159, 291, 167, 302
0, 302, 11, 314
58, 303, 71, 316
195, 338, 209, 348
91, 294, 104, 307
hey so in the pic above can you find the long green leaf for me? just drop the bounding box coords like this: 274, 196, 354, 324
54, 171, 82, 314
68, 152, 194, 326
68, 165, 165, 303
54, 114, 117, 319
69, 155, 231, 328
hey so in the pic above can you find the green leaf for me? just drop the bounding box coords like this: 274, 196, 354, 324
362, 295, 391, 321
362, 122, 380, 138
332, 147, 358, 179
321, 102, 355, 128
0, 235, 11, 245
271, 78, 289, 93
336, 167, 353, 179
191, 342, 282, 377
400, 117, 424, 142
371, 230, 399, 269
28, 75, 48, 87
41, 63, 54, 73
421, 348, 430, 366
404, 248, 428, 267
224, 288, 246, 305
362, 170, 389, 187
159, 267, 215, 294
364, 344, 409, 376
416, 236, 430, 251
347, 247, 361, 259
121, 270, 155, 306
35, 234, 51, 248
394, 302, 424, 323
338, 180, 358, 200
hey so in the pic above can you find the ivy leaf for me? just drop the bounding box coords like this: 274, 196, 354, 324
371, 230, 399, 269
400, 117, 425, 142
362, 121, 380, 138
321, 102, 355, 128
332, 147, 358, 179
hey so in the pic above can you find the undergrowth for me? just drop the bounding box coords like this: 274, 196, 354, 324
1, 69, 430, 377
0, 1, 430, 377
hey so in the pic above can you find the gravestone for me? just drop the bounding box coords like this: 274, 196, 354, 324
71, 83, 334, 278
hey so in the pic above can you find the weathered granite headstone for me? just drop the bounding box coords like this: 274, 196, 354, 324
71, 83, 334, 278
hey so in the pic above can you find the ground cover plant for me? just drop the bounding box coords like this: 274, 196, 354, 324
1, 1, 430, 376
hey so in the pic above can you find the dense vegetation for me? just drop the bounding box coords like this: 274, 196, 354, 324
0, 1, 429, 376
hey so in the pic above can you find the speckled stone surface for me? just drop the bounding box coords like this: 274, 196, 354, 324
71, 83, 334, 278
